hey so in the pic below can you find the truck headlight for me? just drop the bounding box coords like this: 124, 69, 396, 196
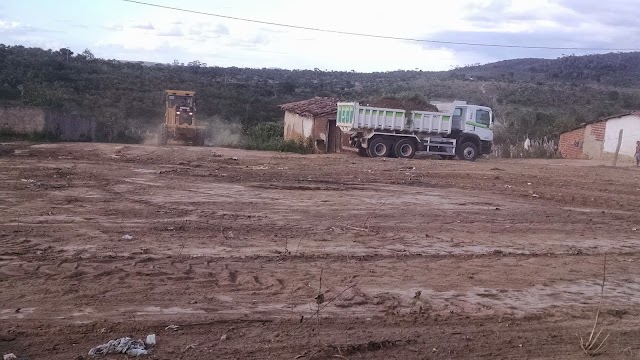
176, 111, 181, 114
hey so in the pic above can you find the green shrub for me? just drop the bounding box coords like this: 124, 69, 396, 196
279, 138, 314, 154
241, 122, 314, 154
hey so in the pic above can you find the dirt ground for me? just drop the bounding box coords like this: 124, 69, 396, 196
1, 142, 640, 359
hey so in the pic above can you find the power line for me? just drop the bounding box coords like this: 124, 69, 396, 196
122, 0, 640, 51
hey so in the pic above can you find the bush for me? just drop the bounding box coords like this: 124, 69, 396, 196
242, 122, 314, 154
279, 138, 314, 154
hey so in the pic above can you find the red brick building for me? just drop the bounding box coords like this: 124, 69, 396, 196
559, 112, 640, 160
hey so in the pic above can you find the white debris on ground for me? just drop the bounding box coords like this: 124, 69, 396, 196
145, 334, 156, 347
121, 234, 133, 241
3, 354, 17, 360
88, 334, 155, 357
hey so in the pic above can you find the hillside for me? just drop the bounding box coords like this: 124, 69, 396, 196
445, 52, 640, 87
1, 44, 639, 145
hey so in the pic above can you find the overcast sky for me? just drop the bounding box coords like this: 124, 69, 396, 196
1, 0, 638, 71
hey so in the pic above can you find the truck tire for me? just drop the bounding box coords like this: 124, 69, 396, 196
457, 142, 479, 161
357, 146, 367, 157
393, 138, 416, 159
366, 137, 391, 158
158, 124, 168, 146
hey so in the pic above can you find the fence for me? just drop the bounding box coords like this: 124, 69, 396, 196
492, 138, 559, 158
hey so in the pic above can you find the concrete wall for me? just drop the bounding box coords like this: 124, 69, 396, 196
0, 106, 46, 133
0, 105, 95, 141
582, 122, 606, 159
283, 111, 347, 153
603, 115, 640, 158
45, 112, 95, 141
284, 112, 314, 140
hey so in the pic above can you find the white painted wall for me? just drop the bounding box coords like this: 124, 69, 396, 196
603, 115, 640, 157
284, 112, 314, 139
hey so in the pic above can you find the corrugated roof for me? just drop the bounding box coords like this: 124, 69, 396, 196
279, 97, 339, 117
563, 111, 640, 133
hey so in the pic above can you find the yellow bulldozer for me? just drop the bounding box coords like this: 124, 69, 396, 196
157, 90, 209, 146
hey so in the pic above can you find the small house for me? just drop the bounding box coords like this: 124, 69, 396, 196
279, 97, 347, 153
559, 112, 640, 160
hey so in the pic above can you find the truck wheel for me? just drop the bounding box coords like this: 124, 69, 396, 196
158, 124, 168, 146
366, 137, 391, 158
393, 138, 416, 159
457, 142, 479, 161
357, 146, 367, 157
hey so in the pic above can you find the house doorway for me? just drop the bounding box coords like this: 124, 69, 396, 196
327, 118, 338, 153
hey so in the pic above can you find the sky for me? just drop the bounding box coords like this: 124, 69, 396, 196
1, 0, 639, 72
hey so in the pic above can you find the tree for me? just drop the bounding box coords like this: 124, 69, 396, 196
187, 60, 207, 68
58, 48, 73, 62
81, 48, 95, 60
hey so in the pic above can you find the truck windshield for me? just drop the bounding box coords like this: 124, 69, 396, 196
475, 109, 491, 126
167, 95, 193, 108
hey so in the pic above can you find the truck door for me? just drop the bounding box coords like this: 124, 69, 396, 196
465, 108, 493, 142
452, 107, 465, 130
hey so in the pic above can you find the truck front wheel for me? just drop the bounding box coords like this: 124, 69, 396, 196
457, 142, 479, 161
366, 137, 391, 158
393, 138, 416, 159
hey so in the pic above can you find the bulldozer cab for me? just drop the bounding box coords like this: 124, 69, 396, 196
158, 90, 209, 146
165, 90, 196, 127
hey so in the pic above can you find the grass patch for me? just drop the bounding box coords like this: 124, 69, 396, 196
0, 128, 60, 142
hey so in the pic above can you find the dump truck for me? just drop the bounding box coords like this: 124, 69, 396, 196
157, 90, 209, 146
337, 101, 493, 161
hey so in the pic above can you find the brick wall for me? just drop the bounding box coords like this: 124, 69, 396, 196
559, 127, 587, 159
590, 121, 606, 141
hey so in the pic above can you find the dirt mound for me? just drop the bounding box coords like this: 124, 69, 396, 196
366, 97, 439, 112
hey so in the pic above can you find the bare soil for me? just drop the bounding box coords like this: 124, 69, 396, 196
1, 142, 640, 359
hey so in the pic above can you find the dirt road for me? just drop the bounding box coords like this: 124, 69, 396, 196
1, 142, 640, 359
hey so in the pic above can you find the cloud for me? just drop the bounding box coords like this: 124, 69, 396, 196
0, 19, 20, 31
185, 23, 231, 40
0, 19, 51, 35
156, 28, 184, 37
215, 24, 229, 35
421, 0, 640, 63
557, 0, 640, 28
131, 22, 154, 30
104, 24, 124, 31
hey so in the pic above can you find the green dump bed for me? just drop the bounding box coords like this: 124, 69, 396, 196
337, 102, 452, 134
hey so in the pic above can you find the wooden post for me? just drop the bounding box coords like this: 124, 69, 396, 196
612, 129, 623, 167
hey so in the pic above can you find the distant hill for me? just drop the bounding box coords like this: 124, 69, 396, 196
445, 52, 640, 88
1, 44, 639, 145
